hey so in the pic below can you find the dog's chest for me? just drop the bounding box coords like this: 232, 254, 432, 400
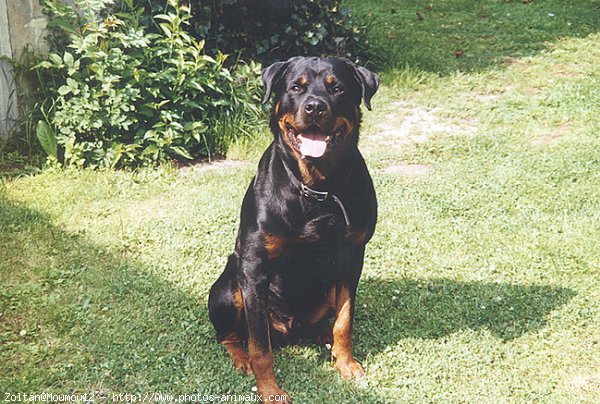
268, 213, 342, 319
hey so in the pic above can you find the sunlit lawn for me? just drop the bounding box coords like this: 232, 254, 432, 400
2, 1, 599, 402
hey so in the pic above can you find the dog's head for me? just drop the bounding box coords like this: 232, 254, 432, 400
262, 57, 379, 162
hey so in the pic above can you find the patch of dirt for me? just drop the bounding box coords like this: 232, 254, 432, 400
567, 372, 600, 394
530, 123, 572, 146
474, 93, 501, 103
504, 56, 524, 66
179, 159, 251, 175
523, 86, 541, 97
381, 163, 431, 177
552, 63, 582, 78
366, 102, 478, 151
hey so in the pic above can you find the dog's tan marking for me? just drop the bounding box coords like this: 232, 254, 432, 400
269, 312, 293, 335
221, 333, 251, 374
274, 100, 281, 116
346, 230, 367, 245
332, 286, 353, 360
298, 160, 326, 185
278, 114, 328, 185
264, 233, 287, 259
335, 116, 354, 139
248, 341, 290, 402
332, 285, 365, 380
233, 287, 244, 313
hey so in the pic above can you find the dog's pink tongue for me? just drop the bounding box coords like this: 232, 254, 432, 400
298, 131, 327, 158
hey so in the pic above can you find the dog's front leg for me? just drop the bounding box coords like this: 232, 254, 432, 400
240, 267, 290, 403
332, 245, 366, 380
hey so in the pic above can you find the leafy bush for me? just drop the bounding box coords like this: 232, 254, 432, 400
32, 0, 369, 168
37, 0, 263, 168
139, 0, 371, 64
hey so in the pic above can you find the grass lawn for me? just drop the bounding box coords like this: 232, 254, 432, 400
2, 1, 600, 402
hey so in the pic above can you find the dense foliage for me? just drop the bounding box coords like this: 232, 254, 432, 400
138, 0, 370, 64
36, 0, 263, 167
24, 0, 368, 167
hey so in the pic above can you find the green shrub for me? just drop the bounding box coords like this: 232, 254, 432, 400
36, 0, 263, 168
137, 0, 370, 65
32, 0, 369, 168
200, 0, 371, 64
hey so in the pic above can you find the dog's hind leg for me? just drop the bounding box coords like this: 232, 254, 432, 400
208, 254, 251, 374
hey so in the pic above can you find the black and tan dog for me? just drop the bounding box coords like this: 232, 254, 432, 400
208, 56, 379, 402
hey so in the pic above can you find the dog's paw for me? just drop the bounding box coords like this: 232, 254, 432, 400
232, 354, 252, 375
224, 343, 253, 375
335, 358, 365, 380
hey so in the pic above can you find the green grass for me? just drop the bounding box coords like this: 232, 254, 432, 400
2, 1, 600, 402
349, 0, 600, 73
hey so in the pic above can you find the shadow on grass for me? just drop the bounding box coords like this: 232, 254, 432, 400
355, 277, 576, 355
349, 0, 600, 74
0, 198, 217, 393
0, 197, 576, 402
0, 198, 379, 402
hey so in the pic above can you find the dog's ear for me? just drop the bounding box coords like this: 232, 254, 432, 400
350, 63, 380, 111
261, 61, 288, 104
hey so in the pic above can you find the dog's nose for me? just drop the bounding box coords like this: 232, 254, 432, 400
304, 99, 327, 116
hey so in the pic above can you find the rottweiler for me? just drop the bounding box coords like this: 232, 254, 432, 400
208, 56, 379, 403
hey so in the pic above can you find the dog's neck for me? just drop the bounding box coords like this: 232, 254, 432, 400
297, 157, 328, 187
276, 141, 356, 191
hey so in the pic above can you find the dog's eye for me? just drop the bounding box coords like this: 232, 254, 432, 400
290, 84, 303, 93
332, 85, 344, 95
